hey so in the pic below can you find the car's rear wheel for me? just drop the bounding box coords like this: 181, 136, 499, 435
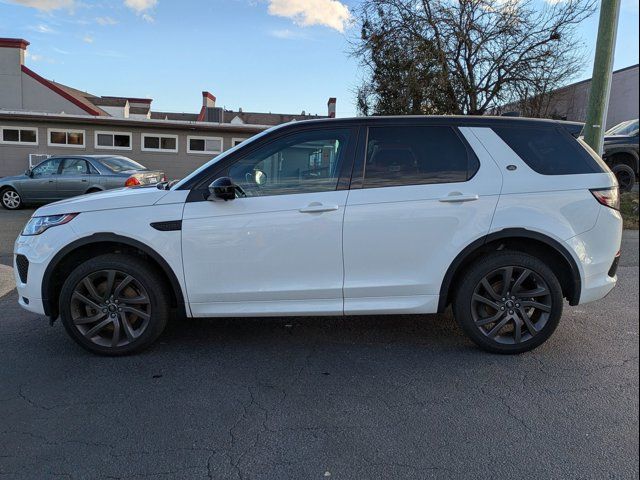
1, 188, 22, 210
59, 254, 170, 355
453, 251, 563, 354
611, 164, 636, 192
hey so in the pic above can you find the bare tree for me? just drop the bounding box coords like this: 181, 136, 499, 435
353, 0, 595, 116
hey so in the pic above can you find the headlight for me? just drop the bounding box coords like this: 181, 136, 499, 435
22, 213, 79, 236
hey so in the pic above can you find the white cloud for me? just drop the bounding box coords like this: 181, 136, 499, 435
141, 13, 154, 22
96, 16, 118, 25
123, 0, 157, 12
82, 35, 93, 43
29, 23, 57, 33
267, 0, 351, 32
2, 0, 74, 10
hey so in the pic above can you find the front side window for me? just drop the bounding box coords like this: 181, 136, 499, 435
49, 129, 85, 147
60, 158, 89, 175
227, 128, 351, 197
1, 127, 38, 145
142, 134, 178, 152
31, 158, 62, 176
363, 126, 477, 188
95, 132, 132, 150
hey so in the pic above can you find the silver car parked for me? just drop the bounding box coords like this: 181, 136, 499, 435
0, 155, 165, 209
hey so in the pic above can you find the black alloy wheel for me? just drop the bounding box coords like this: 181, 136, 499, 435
60, 254, 170, 355
454, 251, 563, 354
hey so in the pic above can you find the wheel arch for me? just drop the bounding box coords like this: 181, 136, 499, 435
605, 149, 639, 173
438, 228, 582, 312
42, 233, 187, 319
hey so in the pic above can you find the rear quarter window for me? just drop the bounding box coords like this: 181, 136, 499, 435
493, 126, 607, 175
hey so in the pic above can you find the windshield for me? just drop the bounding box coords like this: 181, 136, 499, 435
98, 156, 146, 172
605, 119, 639, 136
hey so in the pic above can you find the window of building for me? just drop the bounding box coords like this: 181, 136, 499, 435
226, 128, 351, 197
187, 136, 223, 154
141, 134, 178, 152
95, 131, 132, 150
48, 129, 85, 148
232, 138, 247, 147
1, 126, 38, 145
363, 126, 478, 188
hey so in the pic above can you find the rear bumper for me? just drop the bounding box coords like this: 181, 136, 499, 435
565, 205, 623, 305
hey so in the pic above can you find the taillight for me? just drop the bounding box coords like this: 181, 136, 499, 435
590, 187, 620, 210
125, 176, 141, 187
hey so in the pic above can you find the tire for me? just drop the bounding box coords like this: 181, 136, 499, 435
453, 251, 563, 354
1, 187, 22, 210
611, 163, 636, 192
59, 253, 170, 356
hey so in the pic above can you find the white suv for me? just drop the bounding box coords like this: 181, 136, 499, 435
14, 117, 622, 355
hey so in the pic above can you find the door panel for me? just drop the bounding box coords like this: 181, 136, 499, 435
342, 125, 503, 314
21, 158, 62, 202
182, 191, 347, 316
58, 158, 92, 198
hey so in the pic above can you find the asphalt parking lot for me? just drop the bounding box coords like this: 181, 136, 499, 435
0, 208, 638, 480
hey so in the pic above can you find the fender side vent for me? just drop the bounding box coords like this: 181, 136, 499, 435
16, 254, 29, 283
150, 220, 182, 232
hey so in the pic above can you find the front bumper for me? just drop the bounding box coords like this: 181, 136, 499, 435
14, 225, 75, 317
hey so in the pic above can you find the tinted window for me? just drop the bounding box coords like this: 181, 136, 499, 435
363, 126, 477, 188
61, 158, 89, 175
32, 158, 62, 176
227, 128, 351, 197
493, 126, 606, 175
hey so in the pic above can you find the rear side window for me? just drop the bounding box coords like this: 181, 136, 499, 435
493, 126, 607, 175
363, 126, 479, 188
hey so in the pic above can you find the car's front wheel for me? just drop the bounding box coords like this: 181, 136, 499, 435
1, 187, 22, 210
59, 254, 170, 355
453, 251, 563, 354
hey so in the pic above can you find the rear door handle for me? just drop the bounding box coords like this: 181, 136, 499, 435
439, 193, 479, 203
299, 202, 339, 213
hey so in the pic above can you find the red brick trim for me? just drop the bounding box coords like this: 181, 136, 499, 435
21, 65, 103, 116
0, 38, 29, 49
202, 91, 216, 102
197, 105, 206, 122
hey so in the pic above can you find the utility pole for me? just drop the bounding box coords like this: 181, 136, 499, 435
583, 0, 622, 156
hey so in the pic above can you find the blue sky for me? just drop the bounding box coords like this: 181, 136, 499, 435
0, 0, 638, 118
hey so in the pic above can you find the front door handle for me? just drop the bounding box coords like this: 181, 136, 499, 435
439, 192, 479, 203
299, 202, 339, 213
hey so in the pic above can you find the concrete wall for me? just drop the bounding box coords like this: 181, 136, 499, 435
0, 47, 24, 111
20, 73, 88, 116
0, 119, 256, 179
547, 65, 639, 128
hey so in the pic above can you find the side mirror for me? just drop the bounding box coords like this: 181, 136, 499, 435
208, 177, 237, 201
25, 169, 33, 177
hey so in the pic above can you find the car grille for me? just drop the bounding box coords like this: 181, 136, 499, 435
16, 254, 29, 283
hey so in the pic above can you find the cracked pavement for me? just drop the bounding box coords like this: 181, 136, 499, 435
0, 209, 638, 479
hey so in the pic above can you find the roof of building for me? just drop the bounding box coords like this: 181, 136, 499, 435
129, 106, 151, 115
0, 110, 272, 133
222, 110, 327, 126
150, 111, 200, 121
91, 97, 128, 107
